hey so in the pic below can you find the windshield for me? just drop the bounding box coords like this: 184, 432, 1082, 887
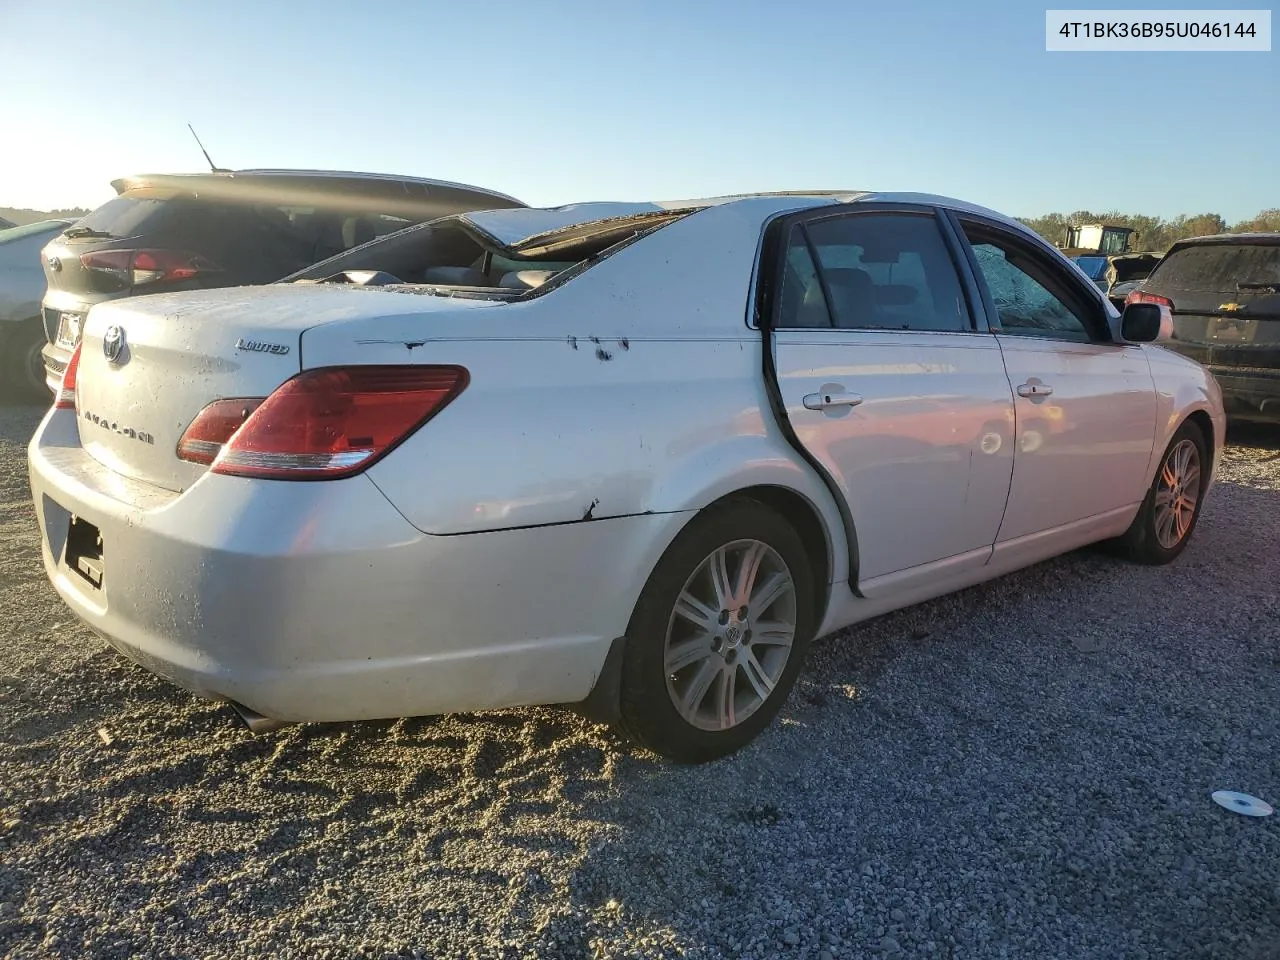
1073, 256, 1108, 280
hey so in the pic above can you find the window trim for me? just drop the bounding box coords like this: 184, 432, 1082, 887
947, 211, 1114, 344
757, 203, 983, 335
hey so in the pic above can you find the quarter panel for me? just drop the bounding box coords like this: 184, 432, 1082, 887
364, 335, 832, 537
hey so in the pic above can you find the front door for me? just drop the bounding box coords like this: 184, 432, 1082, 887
953, 216, 1157, 549
767, 207, 1015, 595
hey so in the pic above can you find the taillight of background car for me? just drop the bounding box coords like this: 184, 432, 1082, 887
176, 366, 469, 479
54, 342, 83, 410
80, 249, 223, 290
1125, 290, 1174, 309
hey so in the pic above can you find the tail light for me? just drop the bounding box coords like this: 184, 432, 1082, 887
80, 249, 222, 288
1126, 290, 1173, 309
177, 366, 469, 480
176, 399, 265, 464
55, 341, 83, 410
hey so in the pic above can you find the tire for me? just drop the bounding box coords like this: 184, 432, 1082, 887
1114, 420, 1208, 565
617, 497, 816, 763
4, 319, 52, 402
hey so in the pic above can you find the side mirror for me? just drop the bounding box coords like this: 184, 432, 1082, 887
1120, 302, 1171, 343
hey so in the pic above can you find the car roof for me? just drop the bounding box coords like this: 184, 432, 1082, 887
1168, 231, 1280, 246
461, 191, 1025, 251
0, 218, 74, 242
111, 169, 524, 205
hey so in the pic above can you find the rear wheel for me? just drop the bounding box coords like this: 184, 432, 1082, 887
1115, 420, 1208, 565
4, 319, 52, 402
618, 498, 815, 763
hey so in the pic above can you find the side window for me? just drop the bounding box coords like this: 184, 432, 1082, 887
802, 214, 971, 332
777, 229, 832, 328
962, 227, 1096, 342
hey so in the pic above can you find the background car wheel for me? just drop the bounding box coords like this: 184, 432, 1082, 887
1114, 420, 1208, 565
4, 319, 52, 402
618, 497, 816, 763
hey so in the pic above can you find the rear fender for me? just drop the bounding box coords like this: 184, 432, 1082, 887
644, 435, 850, 584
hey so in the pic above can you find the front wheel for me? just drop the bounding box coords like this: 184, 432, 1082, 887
617, 498, 816, 763
1114, 420, 1208, 565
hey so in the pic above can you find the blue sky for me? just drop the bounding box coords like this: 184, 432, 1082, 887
1, 0, 1275, 221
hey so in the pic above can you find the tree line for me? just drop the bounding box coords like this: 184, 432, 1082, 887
1018, 208, 1280, 253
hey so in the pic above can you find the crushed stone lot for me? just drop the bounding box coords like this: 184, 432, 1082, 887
1, 402, 1278, 960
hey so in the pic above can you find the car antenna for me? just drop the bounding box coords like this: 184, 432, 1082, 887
187, 123, 228, 173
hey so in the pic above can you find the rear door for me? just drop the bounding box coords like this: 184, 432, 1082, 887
766, 205, 1015, 597
950, 214, 1157, 555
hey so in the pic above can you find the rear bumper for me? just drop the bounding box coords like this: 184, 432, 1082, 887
40, 292, 91, 393
41, 342, 68, 393
29, 408, 683, 722
1207, 366, 1280, 422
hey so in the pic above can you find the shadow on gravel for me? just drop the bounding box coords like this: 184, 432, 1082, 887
532, 480, 1280, 958
1228, 423, 1280, 451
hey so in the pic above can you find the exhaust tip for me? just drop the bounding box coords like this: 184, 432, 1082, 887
229, 701, 295, 734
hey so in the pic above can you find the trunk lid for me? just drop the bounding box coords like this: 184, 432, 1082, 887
73, 285, 489, 492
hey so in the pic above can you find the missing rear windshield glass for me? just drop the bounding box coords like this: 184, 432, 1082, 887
292, 211, 691, 300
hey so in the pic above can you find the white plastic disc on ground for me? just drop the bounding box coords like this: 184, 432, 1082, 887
1211, 790, 1274, 817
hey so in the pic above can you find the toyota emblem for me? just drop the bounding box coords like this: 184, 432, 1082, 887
46, 255, 62, 272
102, 325, 127, 364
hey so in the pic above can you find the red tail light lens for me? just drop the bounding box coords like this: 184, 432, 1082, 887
55, 341, 83, 410
81, 249, 221, 288
176, 399, 265, 464
1126, 290, 1174, 309
202, 366, 469, 480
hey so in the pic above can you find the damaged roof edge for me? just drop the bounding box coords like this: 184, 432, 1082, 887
463, 207, 701, 259
461, 191, 870, 253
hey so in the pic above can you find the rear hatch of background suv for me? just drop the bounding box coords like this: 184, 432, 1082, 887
1139, 238, 1280, 391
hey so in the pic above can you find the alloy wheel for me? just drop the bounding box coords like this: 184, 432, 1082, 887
1153, 438, 1201, 549
663, 539, 797, 732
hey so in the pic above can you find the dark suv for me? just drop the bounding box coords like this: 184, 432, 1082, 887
39, 169, 524, 391
1129, 233, 1280, 422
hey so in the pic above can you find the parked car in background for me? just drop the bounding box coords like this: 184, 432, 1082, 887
0, 219, 74, 397
38, 169, 525, 391
1073, 252, 1162, 307
0, 216, 16, 230
29, 191, 1224, 762
1072, 254, 1110, 291
1108, 277, 1146, 311
1104, 252, 1162, 309
1129, 233, 1280, 422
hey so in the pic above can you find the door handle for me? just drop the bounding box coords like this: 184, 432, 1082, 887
803, 389, 864, 411
1016, 381, 1053, 399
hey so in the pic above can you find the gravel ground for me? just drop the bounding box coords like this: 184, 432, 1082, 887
2, 402, 1279, 960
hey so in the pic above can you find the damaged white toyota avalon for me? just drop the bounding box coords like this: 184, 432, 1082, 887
29, 192, 1225, 762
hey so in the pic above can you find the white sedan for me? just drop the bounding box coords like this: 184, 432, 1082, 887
28, 192, 1224, 762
